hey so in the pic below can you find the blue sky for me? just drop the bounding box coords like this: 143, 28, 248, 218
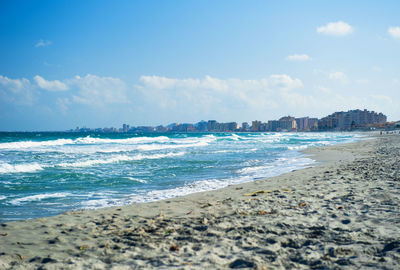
0, 0, 399, 131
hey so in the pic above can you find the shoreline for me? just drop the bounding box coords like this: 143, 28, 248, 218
1, 135, 400, 269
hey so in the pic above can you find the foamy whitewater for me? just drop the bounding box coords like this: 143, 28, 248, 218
0, 132, 362, 221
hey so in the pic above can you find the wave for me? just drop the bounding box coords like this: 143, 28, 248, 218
66, 154, 315, 210
0, 162, 44, 174
57, 152, 185, 168
74, 136, 170, 145
0, 136, 171, 150
0, 139, 74, 150
0, 152, 185, 173
127, 175, 259, 205
80, 197, 124, 209
80, 177, 243, 209
124, 177, 147, 183
9, 192, 72, 205
237, 156, 313, 178
287, 145, 308, 150
137, 141, 209, 151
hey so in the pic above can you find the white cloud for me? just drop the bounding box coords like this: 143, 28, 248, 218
286, 54, 311, 61
35, 39, 52, 47
140, 74, 302, 92
139, 75, 229, 91
388, 26, 400, 39
68, 74, 128, 106
329, 71, 347, 82
0, 74, 130, 110
269, 74, 303, 89
0, 75, 35, 105
34, 75, 68, 91
317, 21, 353, 36
139, 75, 178, 89
137, 74, 305, 120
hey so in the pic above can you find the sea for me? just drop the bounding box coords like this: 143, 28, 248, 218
0, 132, 362, 222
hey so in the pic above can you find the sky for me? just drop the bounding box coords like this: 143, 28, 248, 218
0, 0, 399, 131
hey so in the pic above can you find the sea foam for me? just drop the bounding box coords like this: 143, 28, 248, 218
57, 152, 185, 168
9, 192, 72, 205
0, 136, 172, 150
0, 139, 74, 150
0, 162, 44, 174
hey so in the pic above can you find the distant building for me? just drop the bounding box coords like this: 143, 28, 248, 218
207, 120, 217, 132
278, 116, 297, 131
308, 118, 319, 131
225, 122, 239, 132
196, 121, 208, 132
267, 120, 279, 131
295, 117, 318, 131
172, 123, 195, 132
259, 122, 268, 131
295, 117, 309, 131
318, 109, 386, 131
133, 126, 155, 132
252, 120, 262, 132
155, 125, 168, 132
241, 122, 250, 131
122, 124, 130, 132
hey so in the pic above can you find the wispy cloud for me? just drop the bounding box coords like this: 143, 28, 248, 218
69, 74, 128, 106
285, 54, 311, 61
35, 39, 52, 47
0, 75, 35, 105
139, 74, 303, 92
388, 26, 400, 39
137, 74, 304, 117
34, 75, 68, 91
317, 21, 353, 36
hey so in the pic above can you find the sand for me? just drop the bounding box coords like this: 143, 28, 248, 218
1, 135, 399, 269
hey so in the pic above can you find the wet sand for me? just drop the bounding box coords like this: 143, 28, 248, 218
1, 135, 399, 269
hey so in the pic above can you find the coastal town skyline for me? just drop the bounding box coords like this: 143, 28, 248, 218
70, 108, 390, 133
1, 1, 400, 131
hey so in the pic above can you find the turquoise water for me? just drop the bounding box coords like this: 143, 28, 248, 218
0, 132, 361, 222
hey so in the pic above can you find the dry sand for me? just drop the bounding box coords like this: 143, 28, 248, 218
0, 135, 399, 269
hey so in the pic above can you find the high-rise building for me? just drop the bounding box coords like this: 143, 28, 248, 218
318, 109, 386, 131
241, 122, 249, 131
278, 116, 297, 131
207, 120, 217, 132
252, 120, 262, 131
295, 117, 309, 131
308, 118, 319, 130
196, 121, 208, 132
122, 124, 130, 132
267, 120, 277, 131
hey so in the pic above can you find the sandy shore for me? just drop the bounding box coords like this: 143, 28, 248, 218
1, 135, 400, 269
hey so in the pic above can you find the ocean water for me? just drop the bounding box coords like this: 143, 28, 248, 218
0, 132, 362, 222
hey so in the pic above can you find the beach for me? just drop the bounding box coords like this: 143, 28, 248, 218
1, 135, 399, 269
